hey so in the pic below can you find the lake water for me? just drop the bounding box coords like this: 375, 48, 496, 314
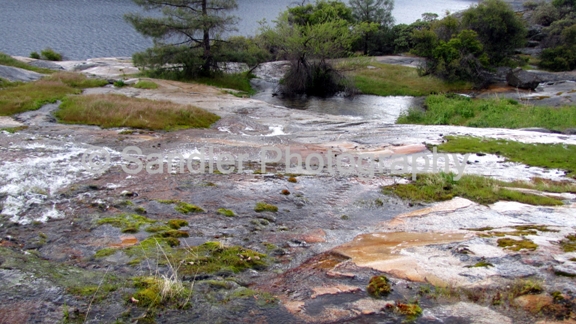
0, 0, 477, 60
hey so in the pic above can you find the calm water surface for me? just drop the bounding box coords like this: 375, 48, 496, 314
1, 0, 477, 59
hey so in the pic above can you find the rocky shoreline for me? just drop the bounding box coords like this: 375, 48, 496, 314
0, 56, 576, 323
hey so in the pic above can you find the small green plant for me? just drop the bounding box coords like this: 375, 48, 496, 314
40, 48, 62, 61
175, 202, 204, 214
367, 275, 391, 297
217, 208, 235, 217
30, 51, 40, 59
113, 80, 126, 87
254, 202, 278, 212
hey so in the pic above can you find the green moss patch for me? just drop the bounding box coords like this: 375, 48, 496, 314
382, 173, 563, 206
94, 248, 119, 258
179, 241, 267, 275
437, 136, 576, 177
559, 234, 576, 252
497, 238, 538, 251
175, 202, 204, 214
167, 219, 189, 229
217, 208, 236, 217
254, 202, 278, 212
97, 213, 157, 233
367, 275, 391, 298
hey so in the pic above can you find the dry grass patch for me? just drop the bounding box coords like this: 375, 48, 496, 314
55, 94, 220, 130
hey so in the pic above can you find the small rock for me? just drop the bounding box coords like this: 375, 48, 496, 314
120, 190, 138, 197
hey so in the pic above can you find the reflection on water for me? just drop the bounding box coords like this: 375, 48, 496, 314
251, 80, 423, 123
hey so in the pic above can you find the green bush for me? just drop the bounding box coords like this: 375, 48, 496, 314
30, 52, 40, 59
461, 0, 526, 65
539, 45, 576, 71
40, 48, 62, 61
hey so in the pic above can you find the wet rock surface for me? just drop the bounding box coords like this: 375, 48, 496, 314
1, 58, 576, 323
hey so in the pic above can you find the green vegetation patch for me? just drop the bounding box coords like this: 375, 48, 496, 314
0, 51, 54, 74
466, 260, 494, 268
437, 136, 576, 177
217, 208, 235, 217
398, 94, 576, 132
94, 247, 119, 258
55, 94, 220, 131
132, 276, 190, 308
254, 202, 278, 212
175, 202, 204, 214
559, 234, 576, 253
179, 241, 267, 275
193, 72, 255, 95
0, 126, 27, 133
382, 173, 563, 206
0, 72, 107, 116
167, 219, 189, 229
367, 275, 391, 298
497, 238, 538, 251
133, 80, 158, 89
351, 62, 471, 97
474, 225, 559, 238
394, 302, 423, 320
97, 213, 157, 233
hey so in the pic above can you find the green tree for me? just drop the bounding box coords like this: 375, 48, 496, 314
125, 0, 238, 77
349, 0, 394, 54
260, 1, 367, 96
461, 0, 526, 65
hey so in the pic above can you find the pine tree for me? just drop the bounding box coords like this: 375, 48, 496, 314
125, 0, 238, 76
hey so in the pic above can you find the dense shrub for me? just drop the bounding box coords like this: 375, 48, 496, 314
539, 45, 576, 71
461, 0, 526, 65
40, 48, 62, 61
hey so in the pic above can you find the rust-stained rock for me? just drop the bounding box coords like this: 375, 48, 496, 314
310, 284, 361, 299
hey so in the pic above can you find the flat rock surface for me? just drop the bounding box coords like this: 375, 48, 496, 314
0, 64, 43, 82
